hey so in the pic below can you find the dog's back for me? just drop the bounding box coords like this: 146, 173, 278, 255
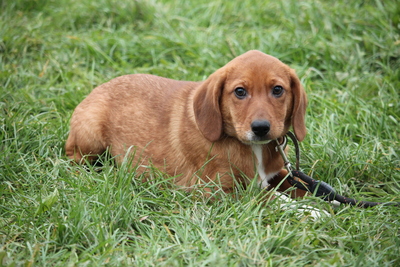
66, 74, 196, 164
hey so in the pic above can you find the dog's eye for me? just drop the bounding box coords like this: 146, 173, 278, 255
234, 87, 247, 99
272, 86, 284, 97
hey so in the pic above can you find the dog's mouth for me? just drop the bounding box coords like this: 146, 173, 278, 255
234, 127, 286, 145
241, 134, 273, 145
246, 139, 272, 145
240, 130, 282, 145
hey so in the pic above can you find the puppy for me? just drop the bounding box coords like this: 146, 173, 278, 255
66, 50, 307, 196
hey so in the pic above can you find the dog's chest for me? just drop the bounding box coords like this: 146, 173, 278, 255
251, 145, 278, 188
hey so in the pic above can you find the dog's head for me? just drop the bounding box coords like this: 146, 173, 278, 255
193, 50, 307, 144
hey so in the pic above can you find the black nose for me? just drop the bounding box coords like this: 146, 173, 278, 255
251, 120, 270, 137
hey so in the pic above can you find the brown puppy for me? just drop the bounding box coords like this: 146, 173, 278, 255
66, 50, 307, 196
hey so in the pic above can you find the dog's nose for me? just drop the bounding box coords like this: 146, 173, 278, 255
251, 120, 270, 137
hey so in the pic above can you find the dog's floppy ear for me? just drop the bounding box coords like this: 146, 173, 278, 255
290, 69, 307, 141
193, 68, 226, 142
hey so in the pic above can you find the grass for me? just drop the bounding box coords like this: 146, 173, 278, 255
1, 0, 399, 265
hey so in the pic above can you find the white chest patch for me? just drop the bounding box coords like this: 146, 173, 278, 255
251, 145, 279, 188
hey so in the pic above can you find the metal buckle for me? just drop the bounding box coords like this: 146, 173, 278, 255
275, 135, 293, 177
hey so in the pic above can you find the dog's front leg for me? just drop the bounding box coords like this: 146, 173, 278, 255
269, 170, 307, 199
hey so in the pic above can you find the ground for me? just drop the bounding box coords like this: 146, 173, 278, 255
0, 0, 399, 266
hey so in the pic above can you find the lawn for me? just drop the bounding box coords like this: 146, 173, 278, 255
1, 0, 399, 266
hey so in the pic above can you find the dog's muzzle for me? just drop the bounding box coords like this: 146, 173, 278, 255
241, 120, 274, 145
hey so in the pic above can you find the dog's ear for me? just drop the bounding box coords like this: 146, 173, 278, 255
193, 69, 226, 142
290, 69, 307, 141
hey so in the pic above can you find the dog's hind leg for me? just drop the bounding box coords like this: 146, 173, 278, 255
65, 108, 108, 164
65, 134, 105, 164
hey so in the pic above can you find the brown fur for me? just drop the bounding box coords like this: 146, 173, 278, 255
66, 50, 307, 196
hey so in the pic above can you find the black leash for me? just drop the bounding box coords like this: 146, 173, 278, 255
275, 132, 399, 208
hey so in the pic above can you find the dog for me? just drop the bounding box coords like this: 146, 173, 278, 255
66, 50, 309, 199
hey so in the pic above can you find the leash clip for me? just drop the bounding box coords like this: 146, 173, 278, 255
275, 132, 300, 176
275, 135, 293, 177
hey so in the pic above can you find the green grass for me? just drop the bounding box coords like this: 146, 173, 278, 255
1, 0, 399, 265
